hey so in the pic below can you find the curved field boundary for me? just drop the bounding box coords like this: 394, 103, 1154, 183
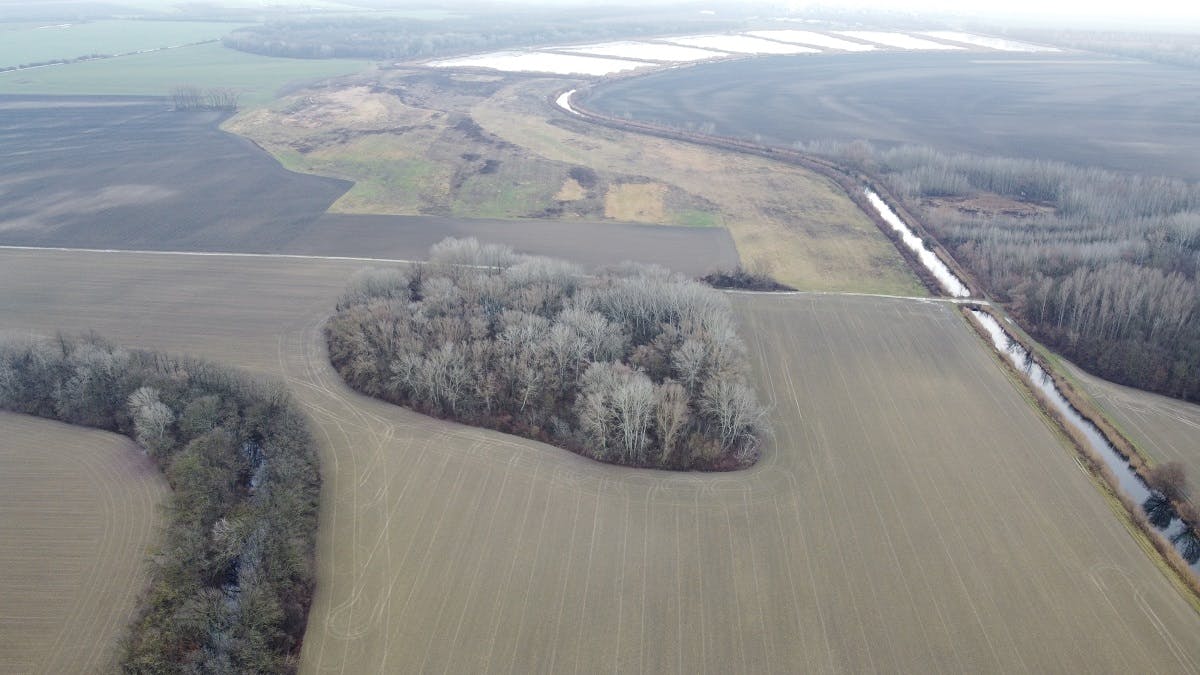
0, 411, 166, 674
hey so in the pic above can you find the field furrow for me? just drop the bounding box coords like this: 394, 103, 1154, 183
2, 251, 1199, 673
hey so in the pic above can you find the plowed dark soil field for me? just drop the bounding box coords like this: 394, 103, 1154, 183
0, 96, 736, 274
586, 52, 1200, 179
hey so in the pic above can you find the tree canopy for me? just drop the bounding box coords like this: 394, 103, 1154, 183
326, 238, 767, 470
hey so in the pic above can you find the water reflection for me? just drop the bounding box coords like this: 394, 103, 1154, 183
971, 309, 1198, 571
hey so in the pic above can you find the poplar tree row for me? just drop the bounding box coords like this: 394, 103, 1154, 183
804, 140, 1200, 401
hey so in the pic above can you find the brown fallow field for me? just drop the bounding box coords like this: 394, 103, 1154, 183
1, 248, 1198, 673
0, 410, 166, 674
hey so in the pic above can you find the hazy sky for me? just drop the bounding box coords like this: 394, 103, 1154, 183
796, 0, 1200, 27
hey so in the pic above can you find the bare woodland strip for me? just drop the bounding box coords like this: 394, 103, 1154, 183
804, 141, 1200, 403
326, 238, 767, 470
0, 335, 319, 673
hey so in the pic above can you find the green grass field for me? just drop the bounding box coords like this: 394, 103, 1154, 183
0, 20, 247, 69
0, 42, 373, 107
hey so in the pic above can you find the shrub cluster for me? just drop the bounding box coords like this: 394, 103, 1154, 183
326, 238, 767, 470
1143, 461, 1200, 563
701, 267, 796, 292
0, 335, 319, 673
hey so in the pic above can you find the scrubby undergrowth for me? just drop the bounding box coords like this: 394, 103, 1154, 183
0, 335, 319, 674
326, 238, 767, 470
702, 267, 796, 292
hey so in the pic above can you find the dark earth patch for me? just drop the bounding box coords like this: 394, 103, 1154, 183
585, 52, 1200, 180
0, 96, 736, 273
0, 95, 349, 249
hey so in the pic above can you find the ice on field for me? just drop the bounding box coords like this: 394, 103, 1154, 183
918, 31, 1060, 53
661, 35, 821, 55
834, 31, 964, 51
745, 30, 878, 52
556, 41, 726, 62
428, 51, 654, 76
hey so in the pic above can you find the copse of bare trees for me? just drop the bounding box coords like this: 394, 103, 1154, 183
171, 86, 240, 112
326, 238, 767, 470
0, 334, 319, 673
802, 140, 1200, 402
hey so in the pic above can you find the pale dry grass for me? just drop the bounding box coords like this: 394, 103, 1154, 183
227, 73, 922, 295
471, 80, 925, 294
604, 182, 666, 221
0, 411, 166, 674
554, 177, 586, 201
3, 250, 1199, 673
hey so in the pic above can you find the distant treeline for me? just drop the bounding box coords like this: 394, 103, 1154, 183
0, 40, 216, 74
803, 141, 1200, 402
1014, 29, 1200, 69
0, 335, 319, 673
327, 238, 767, 470
222, 10, 732, 60
0, 53, 107, 73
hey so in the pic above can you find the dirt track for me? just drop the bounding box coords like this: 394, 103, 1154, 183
2, 249, 1199, 673
0, 411, 166, 674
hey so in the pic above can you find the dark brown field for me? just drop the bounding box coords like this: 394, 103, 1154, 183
0, 96, 736, 274
585, 52, 1200, 180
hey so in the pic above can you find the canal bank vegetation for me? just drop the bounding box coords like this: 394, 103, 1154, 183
806, 141, 1200, 403
0, 334, 320, 673
963, 307, 1200, 601
326, 238, 766, 471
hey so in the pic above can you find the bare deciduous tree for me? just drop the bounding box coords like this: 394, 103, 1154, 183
327, 238, 767, 470
655, 381, 689, 464
1147, 461, 1189, 502
128, 386, 175, 454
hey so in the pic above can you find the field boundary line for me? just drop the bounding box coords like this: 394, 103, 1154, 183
0, 244, 426, 265
0, 245, 989, 306
720, 288, 987, 304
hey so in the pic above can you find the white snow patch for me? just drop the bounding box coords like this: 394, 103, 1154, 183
556, 41, 726, 62
428, 51, 654, 76
661, 34, 821, 55
834, 31, 964, 51
745, 30, 878, 51
555, 89, 578, 115
918, 31, 1060, 53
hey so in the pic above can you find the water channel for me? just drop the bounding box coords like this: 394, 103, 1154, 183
864, 189, 971, 298
558, 87, 1199, 570
971, 310, 1200, 568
